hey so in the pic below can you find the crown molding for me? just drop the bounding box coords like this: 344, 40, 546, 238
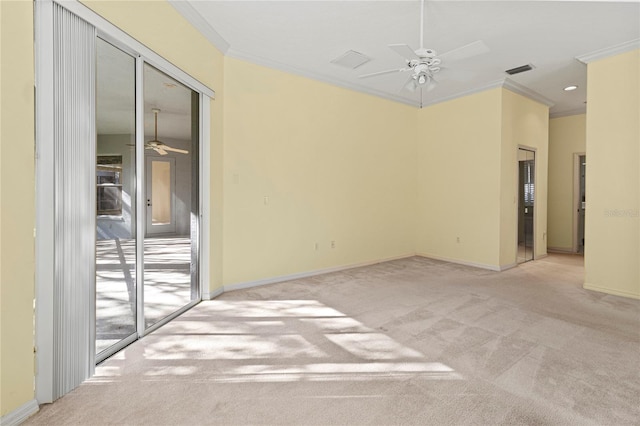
420, 79, 505, 108
576, 39, 640, 64
502, 79, 555, 107
550, 107, 586, 119
168, 0, 230, 54
224, 48, 558, 111
226, 48, 421, 108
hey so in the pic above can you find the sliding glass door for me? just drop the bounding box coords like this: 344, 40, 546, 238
36, 0, 214, 402
142, 64, 200, 330
96, 39, 138, 357
95, 42, 200, 361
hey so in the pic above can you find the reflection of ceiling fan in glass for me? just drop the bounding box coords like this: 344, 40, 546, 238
145, 108, 188, 156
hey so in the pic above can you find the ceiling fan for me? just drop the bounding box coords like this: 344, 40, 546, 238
359, 0, 489, 95
144, 108, 189, 156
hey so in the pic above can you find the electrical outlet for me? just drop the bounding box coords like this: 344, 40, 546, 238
314, 242, 319, 251
456, 237, 460, 243
331, 240, 336, 249
264, 196, 269, 205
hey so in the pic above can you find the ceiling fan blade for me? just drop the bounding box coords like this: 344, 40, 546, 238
388, 44, 418, 61
437, 66, 475, 82
359, 68, 408, 79
439, 40, 489, 63
162, 146, 189, 155
154, 147, 168, 156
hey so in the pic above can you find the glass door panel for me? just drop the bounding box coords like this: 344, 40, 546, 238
95, 39, 137, 358
143, 64, 200, 329
578, 155, 586, 253
518, 148, 535, 263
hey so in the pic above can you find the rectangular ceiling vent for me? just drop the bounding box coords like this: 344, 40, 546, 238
330, 50, 372, 69
505, 64, 535, 75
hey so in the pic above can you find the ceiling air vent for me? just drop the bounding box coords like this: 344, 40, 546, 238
330, 50, 372, 69
505, 64, 535, 75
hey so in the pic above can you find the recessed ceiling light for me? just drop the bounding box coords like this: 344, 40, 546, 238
564, 85, 578, 91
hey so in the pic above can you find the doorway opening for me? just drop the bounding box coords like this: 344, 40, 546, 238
517, 148, 535, 263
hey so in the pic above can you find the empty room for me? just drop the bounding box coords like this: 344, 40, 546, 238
1, 0, 638, 425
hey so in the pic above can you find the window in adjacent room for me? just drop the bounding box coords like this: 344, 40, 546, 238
97, 155, 123, 216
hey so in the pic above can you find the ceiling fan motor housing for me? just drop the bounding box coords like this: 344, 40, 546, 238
416, 48, 436, 58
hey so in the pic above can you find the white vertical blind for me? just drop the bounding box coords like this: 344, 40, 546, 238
52, 3, 96, 398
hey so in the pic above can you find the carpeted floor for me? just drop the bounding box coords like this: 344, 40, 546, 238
26, 254, 640, 425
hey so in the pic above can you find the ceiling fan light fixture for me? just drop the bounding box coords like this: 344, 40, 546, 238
418, 74, 427, 85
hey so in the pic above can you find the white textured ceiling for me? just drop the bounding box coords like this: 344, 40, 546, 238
174, 0, 640, 115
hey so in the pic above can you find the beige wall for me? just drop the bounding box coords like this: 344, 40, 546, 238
500, 89, 549, 265
415, 88, 549, 270
415, 88, 503, 268
585, 49, 639, 299
548, 114, 586, 251
222, 57, 418, 285
0, 0, 36, 416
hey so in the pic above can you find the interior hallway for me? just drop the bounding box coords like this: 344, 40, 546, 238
26, 254, 640, 425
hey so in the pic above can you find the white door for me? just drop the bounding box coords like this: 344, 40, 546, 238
146, 156, 176, 235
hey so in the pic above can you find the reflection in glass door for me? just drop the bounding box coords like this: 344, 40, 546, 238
95, 39, 137, 359
577, 155, 586, 253
143, 64, 200, 329
518, 148, 535, 263
95, 43, 201, 361
146, 157, 176, 235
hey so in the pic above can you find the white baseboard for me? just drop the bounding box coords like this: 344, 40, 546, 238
210, 251, 533, 301
499, 262, 518, 271
547, 247, 575, 254
202, 286, 224, 301
416, 253, 503, 272
221, 254, 416, 294
584, 283, 640, 300
0, 399, 39, 426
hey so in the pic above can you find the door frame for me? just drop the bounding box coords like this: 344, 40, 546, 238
516, 146, 537, 263
573, 152, 586, 253
35, 0, 214, 403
